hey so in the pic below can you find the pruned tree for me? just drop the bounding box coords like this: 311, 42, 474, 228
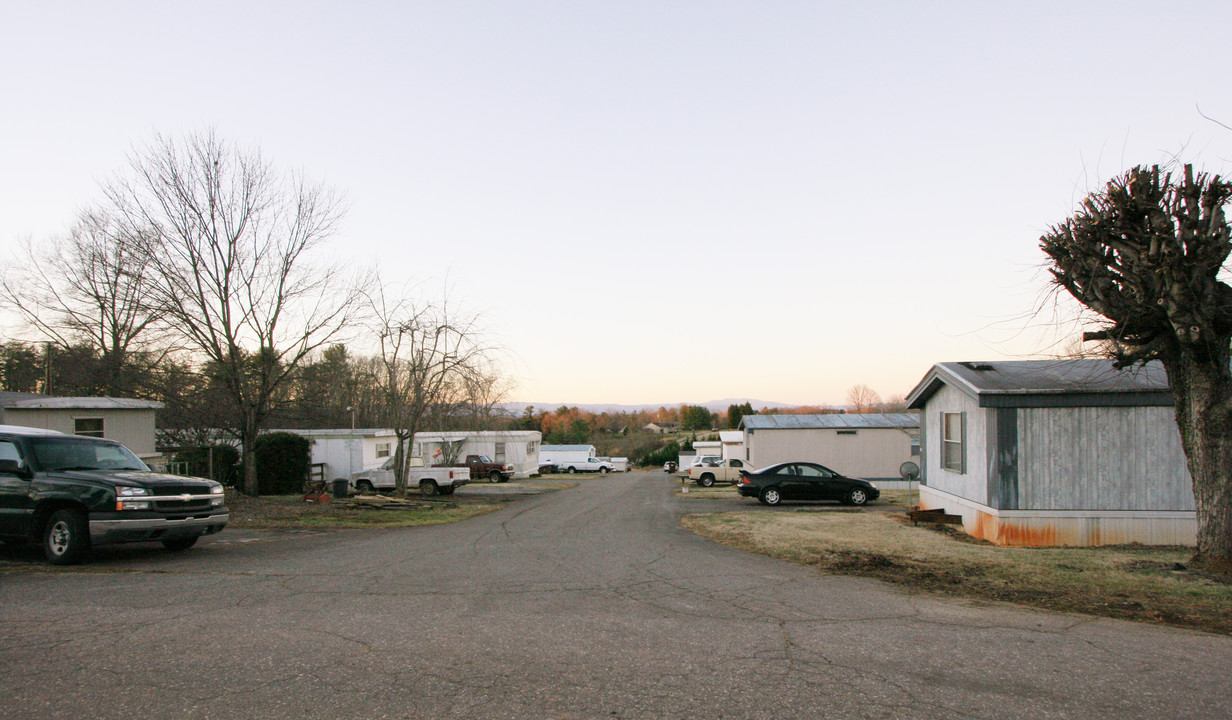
846, 384, 882, 414
1041, 164, 1232, 570
103, 129, 364, 495
0, 210, 167, 395
365, 285, 493, 497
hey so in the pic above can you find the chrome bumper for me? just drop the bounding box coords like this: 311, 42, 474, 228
90, 512, 230, 543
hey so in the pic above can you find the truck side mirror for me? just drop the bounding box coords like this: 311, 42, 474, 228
0, 459, 32, 479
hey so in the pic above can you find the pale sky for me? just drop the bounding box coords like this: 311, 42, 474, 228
3, 1, 1231, 406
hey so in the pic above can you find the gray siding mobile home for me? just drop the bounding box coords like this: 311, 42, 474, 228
906, 360, 1194, 546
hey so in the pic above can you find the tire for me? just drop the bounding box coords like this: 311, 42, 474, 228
567, 466, 576, 474
356, 480, 375, 494
599, 467, 609, 474
43, 508, 89, 565
760, 487, 783, 506
846, 487, 869, 506
162, 537, 198, 551
489, 471, 502, 483
419, 480, 439, 497
699, 473, 715, 488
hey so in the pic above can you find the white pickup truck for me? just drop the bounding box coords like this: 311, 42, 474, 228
351, 457, 470, 497
558, 457, 614, 474
688, 458, 755, 487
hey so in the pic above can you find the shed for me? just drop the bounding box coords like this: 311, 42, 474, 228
905, 359, 1194, 546
718, 430, 744, 461
0, 393, 163, 459
739, 413, 919, 486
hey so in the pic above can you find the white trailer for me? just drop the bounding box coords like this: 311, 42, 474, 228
411, 431, 542, 479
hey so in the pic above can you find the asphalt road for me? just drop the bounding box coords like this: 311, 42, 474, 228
1, 471, 1229, 719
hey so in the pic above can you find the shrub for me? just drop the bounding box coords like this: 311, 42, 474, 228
254, 432, 311, 495
638, 440, 681, 467
172, 445, 241, 486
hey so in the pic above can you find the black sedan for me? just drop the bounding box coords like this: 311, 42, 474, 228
736, 462, 880, 506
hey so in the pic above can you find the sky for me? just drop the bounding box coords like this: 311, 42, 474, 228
3, 1, 1232, 407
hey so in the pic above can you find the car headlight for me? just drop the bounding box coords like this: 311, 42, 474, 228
116, 486, 151, 511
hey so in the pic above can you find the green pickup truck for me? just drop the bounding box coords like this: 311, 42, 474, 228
0, 426, 228, 564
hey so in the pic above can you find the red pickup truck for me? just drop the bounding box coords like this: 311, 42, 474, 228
454, 454, 514, 483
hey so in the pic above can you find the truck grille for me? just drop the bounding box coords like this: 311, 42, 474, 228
151, 485, 215, 513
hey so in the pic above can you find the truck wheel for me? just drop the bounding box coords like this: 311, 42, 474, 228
599, 466, 609, 474
356, 480, 375, 494
420, 480, 439, 497
43, 508, 89, 565
489, 471, 502, 483
162, 537, 198, 551
699, 473, 715, 487
567, 466, 576, 474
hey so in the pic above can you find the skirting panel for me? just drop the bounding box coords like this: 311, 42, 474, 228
919, 486, 1197, 547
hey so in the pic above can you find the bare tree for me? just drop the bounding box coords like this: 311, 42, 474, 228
0, 210, 166, 395
365, 285, 494, 497
103, 129, 364, 495
1041, 164, 1232, 570
846, 384, 882, 414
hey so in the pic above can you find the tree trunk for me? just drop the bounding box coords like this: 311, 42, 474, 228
1166, 356, 1232, 571
241, 415, 261, 497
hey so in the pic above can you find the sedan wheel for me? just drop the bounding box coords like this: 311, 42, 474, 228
356, 480, 375, 494
761, 487, 782, 506
846, 488, 869, 506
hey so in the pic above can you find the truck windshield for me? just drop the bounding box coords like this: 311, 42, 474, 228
29, 436, 150, 473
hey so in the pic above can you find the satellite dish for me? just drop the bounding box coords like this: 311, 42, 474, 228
899, 461, 920, 481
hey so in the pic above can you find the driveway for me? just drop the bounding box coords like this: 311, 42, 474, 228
1, 471, 1228, 719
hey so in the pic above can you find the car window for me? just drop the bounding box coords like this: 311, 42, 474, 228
797, 465, 826, 478
0, 441, 26, 471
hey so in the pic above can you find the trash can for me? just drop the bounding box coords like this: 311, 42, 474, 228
332, 478, 349, 499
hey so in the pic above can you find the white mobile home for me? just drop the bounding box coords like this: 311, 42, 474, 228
739, 413, 919, 486
906, 360, 1194, 547
280, 429, 403, 481
412, 431, 542, 478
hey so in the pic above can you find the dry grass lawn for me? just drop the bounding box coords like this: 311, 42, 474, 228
683, 509, 1232, 635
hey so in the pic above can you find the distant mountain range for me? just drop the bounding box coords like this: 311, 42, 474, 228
501, 399, 822, 415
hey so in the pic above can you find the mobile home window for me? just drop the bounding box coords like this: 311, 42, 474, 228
941, 412, 965, 473
495, 443, 506, 463
74, 418, 104, 438
375, 442, 391, 458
